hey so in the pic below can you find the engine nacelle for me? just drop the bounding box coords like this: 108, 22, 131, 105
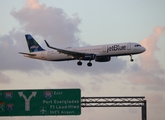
95, 56, 111, 62
82, 54, 96, 60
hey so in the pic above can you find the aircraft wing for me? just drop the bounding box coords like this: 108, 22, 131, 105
44, 40, 90, 59
19, 52, 37, 56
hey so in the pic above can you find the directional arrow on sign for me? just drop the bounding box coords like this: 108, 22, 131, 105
18, 92, 37, 111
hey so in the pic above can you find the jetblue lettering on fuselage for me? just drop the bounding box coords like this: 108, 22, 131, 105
107, 45, 126, 52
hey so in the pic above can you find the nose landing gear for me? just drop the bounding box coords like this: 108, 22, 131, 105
130, 54, 134, 62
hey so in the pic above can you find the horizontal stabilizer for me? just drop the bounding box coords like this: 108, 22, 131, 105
19, 52, 37, 56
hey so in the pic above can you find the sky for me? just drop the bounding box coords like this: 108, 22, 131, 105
0, 0, 165, 120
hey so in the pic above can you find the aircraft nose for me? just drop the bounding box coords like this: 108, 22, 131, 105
142, 47, 146, 52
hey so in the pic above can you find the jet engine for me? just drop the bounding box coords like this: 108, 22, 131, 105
95, 56, 111, 62
82, 54, 96, 60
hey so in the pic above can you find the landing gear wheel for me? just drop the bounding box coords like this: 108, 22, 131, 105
77, 61, 82, 66
130, 59, 134, 62
87, 62, 92, 67
130, 54, 134, 62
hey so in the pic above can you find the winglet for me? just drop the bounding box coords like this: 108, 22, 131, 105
44, 40, 59, 50
44, 40, 50, 48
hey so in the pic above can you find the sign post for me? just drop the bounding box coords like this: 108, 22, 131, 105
0, 89, 81, 116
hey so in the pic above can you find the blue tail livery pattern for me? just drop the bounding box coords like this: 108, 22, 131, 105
25, 34, 45, 52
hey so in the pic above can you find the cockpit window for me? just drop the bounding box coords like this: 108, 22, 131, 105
135, 44, 141, 47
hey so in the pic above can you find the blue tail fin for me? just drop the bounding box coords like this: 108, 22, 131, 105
25, 34, 45, 52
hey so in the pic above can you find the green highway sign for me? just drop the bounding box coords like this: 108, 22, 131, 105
0, 89, 81, 116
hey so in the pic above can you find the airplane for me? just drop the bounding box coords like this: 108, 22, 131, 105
19, 34, 146, 67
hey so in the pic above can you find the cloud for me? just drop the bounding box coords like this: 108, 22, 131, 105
50, 57, 127, 75
145, 93, 165, 114
145, 93, 164, 105
53, 80, 84, 91
140, 26, 165, 71
127, 26, 165, 90
0, 72, 11, 84
26, 0, 40, 9
127, 68, 165, 89
11, 0, 82, 47
0, 30, 44, 71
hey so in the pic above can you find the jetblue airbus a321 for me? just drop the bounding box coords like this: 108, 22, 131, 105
19, 34, 146, 67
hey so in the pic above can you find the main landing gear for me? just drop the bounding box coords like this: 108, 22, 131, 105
77, 61, 92, 67
77, 61, 82, 66
130, 54, 134, 62
87, 61, 92, 67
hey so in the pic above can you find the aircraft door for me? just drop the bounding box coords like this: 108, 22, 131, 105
102, 46, 107, 53
127, 43, 131, 50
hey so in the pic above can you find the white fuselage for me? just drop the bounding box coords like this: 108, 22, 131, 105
24, 42, 146, 61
